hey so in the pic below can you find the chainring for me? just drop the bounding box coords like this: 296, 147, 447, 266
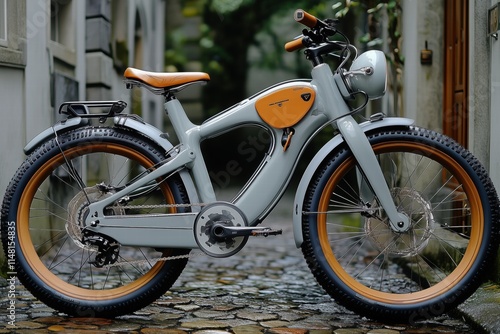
193, 202, 248, 258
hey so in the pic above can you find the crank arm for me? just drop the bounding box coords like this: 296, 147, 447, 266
212, 224, 282, 239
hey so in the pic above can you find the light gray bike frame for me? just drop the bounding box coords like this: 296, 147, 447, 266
84, 62, 409, 249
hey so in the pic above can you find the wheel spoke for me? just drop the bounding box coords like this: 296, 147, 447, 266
304, 129, 491, 319
10, 129, 190, 317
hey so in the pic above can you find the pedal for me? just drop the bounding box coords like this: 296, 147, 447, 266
251, 228, 283, 237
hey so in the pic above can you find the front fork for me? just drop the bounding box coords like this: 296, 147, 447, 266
313, 63, 409, 233
336, 115, 410, 232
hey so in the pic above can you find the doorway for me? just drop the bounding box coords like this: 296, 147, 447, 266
443, 0, 469, 147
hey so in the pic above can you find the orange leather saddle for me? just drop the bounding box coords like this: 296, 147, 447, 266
124, 67, 210, 91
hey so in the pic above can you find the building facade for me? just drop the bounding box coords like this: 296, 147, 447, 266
0, 0, 182, 265
0, 0, 178, 195
402, 0, 499, 278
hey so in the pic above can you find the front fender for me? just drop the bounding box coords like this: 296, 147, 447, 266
292, 117, 414, 248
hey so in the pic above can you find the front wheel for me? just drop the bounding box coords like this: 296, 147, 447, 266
301, 127, 499, 322
1, 127, 191, 317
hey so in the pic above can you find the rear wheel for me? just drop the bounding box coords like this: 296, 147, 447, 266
302, 127, 499, 322
1, 127, 191, 317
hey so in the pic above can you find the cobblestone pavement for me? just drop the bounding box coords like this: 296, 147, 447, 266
0, 195, 481, 333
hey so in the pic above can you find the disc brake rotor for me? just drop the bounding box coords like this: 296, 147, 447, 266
365, 187, 434, 257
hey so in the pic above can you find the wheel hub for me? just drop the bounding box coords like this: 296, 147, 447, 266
66, 185, 124, 265
365, 187, 434, 257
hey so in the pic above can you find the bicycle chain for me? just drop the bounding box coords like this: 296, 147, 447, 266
110, 202, 207, 210
103, 251, 206, 268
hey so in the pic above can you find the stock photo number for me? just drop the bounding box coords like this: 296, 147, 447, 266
6, 221, 17, 327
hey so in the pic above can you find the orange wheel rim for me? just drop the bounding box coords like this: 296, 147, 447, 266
317, 142, 483, 304
17, 143, 177, 301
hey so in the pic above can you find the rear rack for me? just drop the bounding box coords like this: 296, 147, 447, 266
59, 100, 127, 119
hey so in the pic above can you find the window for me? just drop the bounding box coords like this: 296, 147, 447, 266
49, 0, 76, 66
0, 0, 6, 44
50, 0, 73, 48
0, 0, 25, 66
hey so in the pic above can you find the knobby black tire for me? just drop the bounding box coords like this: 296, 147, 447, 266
301, 127, 500, 323
1, 127, 191, 318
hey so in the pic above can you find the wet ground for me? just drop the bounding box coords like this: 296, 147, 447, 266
0, 194, 482, 333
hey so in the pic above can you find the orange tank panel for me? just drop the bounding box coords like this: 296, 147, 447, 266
255, 86, 315, 129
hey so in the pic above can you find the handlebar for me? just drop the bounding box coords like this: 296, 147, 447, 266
285, 9, 336, 53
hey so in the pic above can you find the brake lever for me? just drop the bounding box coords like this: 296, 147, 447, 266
302, 28, 327, 44
324, 18, 339, 27
320, 18, 339, 36
321, 27, 337, 38
302, 23, 337, 44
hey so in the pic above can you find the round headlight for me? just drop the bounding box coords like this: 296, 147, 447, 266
347, 50, 387, 99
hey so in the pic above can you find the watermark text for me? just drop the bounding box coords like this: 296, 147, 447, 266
6, 221, 17, 328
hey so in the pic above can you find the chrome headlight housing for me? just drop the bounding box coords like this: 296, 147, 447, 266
345, 50, 387, 99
